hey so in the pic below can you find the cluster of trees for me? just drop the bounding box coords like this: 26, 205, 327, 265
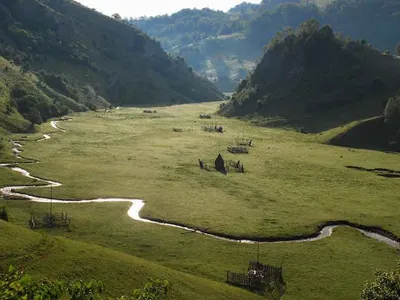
8, 83, 69, 125
130, 7, 256, 51
131, 0, 400, 93
128, 8, 241, 50
247, 0, 400, 52
0, 266, 170, 300
0, 0, 222, 128
219, 18, 400, 132
133, 0, 400, 54
384, 93, 400, 147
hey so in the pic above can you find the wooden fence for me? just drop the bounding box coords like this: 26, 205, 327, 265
227, 262, 286, 299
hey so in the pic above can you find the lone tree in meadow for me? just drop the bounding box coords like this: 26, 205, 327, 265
360, 262, 400, 300
384, 96, 400, 124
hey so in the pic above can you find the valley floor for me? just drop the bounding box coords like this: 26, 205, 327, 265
0, 102, 399, 299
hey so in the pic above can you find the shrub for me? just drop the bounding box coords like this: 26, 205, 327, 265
0, 266, 171, 300
360, 262, 400, 300
384, 96, 400, 124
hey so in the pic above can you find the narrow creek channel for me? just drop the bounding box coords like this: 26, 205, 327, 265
1, 121, 399, 250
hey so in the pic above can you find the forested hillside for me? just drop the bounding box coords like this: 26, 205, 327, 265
131, 6, 260, 92
219, 20, 400, 132
134, 0, 400, 92
0, 56, 85, 133
0, 0, 222, 132
247, 0, 400, 51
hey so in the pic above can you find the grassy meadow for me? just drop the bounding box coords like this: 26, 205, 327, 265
8, 102, 400, 237
0, 102, 399, 299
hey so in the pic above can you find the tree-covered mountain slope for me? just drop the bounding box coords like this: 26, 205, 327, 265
0, 56, 91, 133
0, 0, 222, 130
133, 0, 400, 92
131, 6, 261, 92
219, 20, 400, 132
247, 0, 400, 51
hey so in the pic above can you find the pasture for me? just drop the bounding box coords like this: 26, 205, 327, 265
1, 102, 399, 299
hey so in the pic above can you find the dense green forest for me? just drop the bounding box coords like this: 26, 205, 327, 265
0, 0, 222, 132
133, 0, 400, 92
219, 20, 400, 134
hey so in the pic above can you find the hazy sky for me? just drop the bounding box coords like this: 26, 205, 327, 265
76, 0, 261, 18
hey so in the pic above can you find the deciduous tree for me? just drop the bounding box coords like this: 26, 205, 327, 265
360, 262, 400, 300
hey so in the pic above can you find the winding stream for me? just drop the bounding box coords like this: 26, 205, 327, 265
1, 121, 399, 250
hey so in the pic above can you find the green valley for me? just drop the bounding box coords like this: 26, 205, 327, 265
1, 102, 399, 299
0, 0, 399, 299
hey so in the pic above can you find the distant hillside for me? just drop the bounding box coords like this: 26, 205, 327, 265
133, 0, 400, 92
247, 0, 400, 51
131, 7, 260, 92
219, 20, 400, 132
0, 0, 222, 131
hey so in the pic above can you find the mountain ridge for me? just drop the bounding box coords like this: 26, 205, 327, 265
0, 0, 222, 132
133, 0, 400, 92
219, 20, 400, 132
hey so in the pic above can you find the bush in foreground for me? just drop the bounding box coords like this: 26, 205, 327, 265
360, 261, 400, 300
0, 266, 170, 300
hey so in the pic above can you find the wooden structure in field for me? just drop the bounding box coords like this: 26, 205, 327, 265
28, 184, 71, 231
202, 125, 224, 133
227, 146, 249, 154
198, 155, 245, 173
199, 114, 212, 119
226, 261, 286, 299
29, 212, 71, 230
236, 139, 253, 147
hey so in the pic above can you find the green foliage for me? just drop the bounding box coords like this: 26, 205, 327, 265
384, 96, 400, 124
360, 262, 400, 300
220, 19, 400, 132
130, 8, 246, 50
122, 279, 170, 300
67, 280, 105, 300
0, 266, 170, 300
133, 0, 400, 93
0, 265, 64, 300
247, 0, 400, 52
112, 13, 122, 21
0, 0, 221, 113
10, 84, 61, 125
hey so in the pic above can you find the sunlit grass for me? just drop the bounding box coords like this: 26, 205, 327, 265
0, 102, 399, 300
